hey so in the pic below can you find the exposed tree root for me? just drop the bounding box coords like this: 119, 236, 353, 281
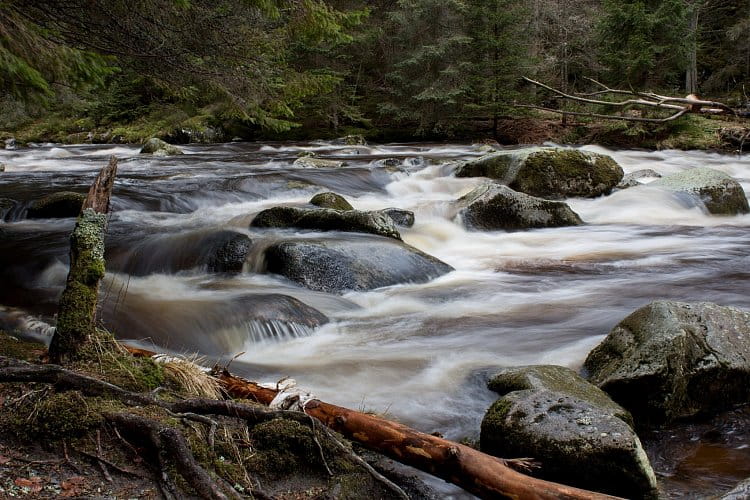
104, 412, 238, 500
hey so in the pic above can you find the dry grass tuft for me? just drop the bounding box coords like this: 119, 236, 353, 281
159, 355, 223, 399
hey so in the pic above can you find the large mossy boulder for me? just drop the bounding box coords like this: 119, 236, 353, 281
26, 191, 85, 219
263, 236, 453, 293
481, 365, 657, 498
650, 167, 749, 215
584, 301, 750, 425
310, 192, 354, 211
455, 183, 583, 230
251, 206, 401, 240
455, 147, 623, 199
140, 138, 184, 156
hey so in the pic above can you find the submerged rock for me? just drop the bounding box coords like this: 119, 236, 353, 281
584, 301, 750, 425
293, 156, 344, 168
140, 137, 184, 156
263, 236, 453, 293
251, 206, 401, 240
455, 183, 583, 230
27, 191, 85, 219
617, 169, 662, 189
455, 147, 623, 199
310, 192, 354, 211
481, 365, 656, 498
380, 208, 415, 228
650, 167, 749, 215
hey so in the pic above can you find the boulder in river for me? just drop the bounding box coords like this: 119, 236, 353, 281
380, 208, 415, 228
0, 163, 5, 172
140, 138, 184, 156
26, 191, 85, 219
4, 138, 16, 150
649, 167, 750, 215
251, 206, 401, 240
616, 169, 662, 189
309, 192, 354, 211
455, 147, 623, 199
455, 183, 583, 230
481, 365, 657, 498
584, 301, 750, 425
263, 236, 453, 293
205, 231, 252, 273
293, 156, 344, 168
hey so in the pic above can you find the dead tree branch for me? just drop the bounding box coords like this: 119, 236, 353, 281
520, 76, 740, 123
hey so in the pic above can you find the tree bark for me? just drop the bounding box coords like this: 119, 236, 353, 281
48, 156, 118, 363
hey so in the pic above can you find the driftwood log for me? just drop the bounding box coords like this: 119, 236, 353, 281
126, 347, 619, 500
520, 76, 743, 123
48, 156, 118, 363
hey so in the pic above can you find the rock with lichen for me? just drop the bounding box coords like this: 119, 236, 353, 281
455, 147, 623, 199
480, 365, 657, 498
27, 191, 85, 219
310, 192, 354, 211
584, 300, 750, 425
649, 168, 749, 215
380, 208, 415, 227
454, 183, 583, 230
140, 138, 184, 156
293, 156, 344, 168
251, 206, 401, 240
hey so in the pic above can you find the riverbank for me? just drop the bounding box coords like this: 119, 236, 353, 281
2, 111, 748, 153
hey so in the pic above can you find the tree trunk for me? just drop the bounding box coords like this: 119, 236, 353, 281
685, 2, 701, 94
48, 157, 118, 363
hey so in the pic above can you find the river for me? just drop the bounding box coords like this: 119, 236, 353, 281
1, 141, 749, 497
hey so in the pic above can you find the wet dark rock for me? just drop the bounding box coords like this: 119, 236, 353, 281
139, 137, 184, 156
251, 206, 401, 240
205, 231, 252, 273
263, 236, 453, 293
26, 191, 85, 219
0, 163, 5, 172
584, 301, 750, 425
481, 365, 656, 498
106, 229, 251, 275
380, 208, 415, 228
650, 168, 749, 215
455, 183, 583, 230
455, 147, 623, 199
4, 138, 16, 150
617, 169, 663, 189
310, 192, 354, 211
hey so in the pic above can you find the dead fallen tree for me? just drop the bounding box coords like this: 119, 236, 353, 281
520, 76, 742, 124
126, 347, 620, 500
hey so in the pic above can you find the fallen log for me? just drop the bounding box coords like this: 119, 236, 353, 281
48, 156, 118, 363
125, 346, 620, 500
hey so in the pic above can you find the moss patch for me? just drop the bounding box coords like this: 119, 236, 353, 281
0, 331, 46, 362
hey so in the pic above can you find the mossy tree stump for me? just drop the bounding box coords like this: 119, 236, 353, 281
49, 157, 118, 363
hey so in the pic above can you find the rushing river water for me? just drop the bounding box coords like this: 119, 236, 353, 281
1, 141, 750, 498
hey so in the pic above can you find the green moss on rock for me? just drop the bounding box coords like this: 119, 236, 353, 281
310, 192, 354, 211
27, 191, 85, 219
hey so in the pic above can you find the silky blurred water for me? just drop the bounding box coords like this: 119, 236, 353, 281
2, 141, 749, 497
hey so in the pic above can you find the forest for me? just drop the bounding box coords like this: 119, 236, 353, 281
1, 0, 749, 141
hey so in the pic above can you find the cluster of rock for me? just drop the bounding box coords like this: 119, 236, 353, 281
480, 300, 750, 497
452, 147, 750, 230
